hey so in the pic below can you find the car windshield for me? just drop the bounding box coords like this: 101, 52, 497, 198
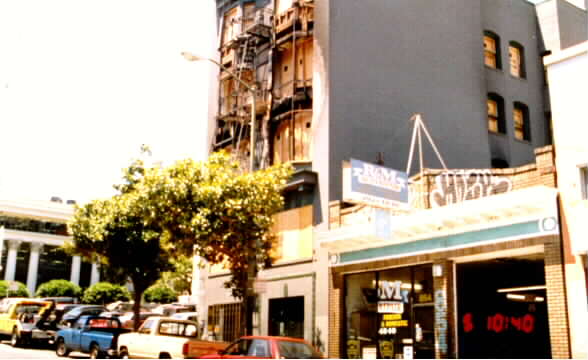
277, 340, 322, 359
158, 321, 198, 338
16, 304, 44, 315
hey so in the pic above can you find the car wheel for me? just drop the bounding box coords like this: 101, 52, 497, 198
159, 353, 172, 359
55, 338, 71, 357
119, 348, 130, 359
90, 344, 101, 359
10, 329, 21, 347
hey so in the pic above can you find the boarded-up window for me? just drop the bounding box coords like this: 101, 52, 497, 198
243, 3, 255, 31
509, 42, 525, 78
487, 99, 499, 133
484, 36, 497, 69
271, 205, 313, 262
487, 93, 505, 134
513, 102, 530, 141
222, 7, 240, 45
220, 79, 236, 116
273, 111, 312, 164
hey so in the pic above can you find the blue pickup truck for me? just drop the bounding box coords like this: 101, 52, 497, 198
54, 315, 130, 359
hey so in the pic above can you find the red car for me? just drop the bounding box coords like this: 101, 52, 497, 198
199, 336, 323, 359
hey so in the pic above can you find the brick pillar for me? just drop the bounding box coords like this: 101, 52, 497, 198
535, 146, 556, 187
328, 270, 343, 358
544, 237, 571, 359
433, 260, 455, 359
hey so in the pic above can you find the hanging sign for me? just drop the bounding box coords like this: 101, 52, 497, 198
343, 159, 409, 209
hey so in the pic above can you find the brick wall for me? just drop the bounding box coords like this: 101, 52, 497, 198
544, 237, 571, 358
328, 271, 343, 358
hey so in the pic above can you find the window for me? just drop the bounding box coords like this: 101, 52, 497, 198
487, 93, 505, 134
139, 319, 155, 334
509, 42, 526, 78
513, 102, 530, 141
484, 31, 501, 69
580, 166, 588, 200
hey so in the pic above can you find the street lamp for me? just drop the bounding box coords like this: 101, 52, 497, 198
181, 51, 257, 172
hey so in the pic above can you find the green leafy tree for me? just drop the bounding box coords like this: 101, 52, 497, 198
135, 151, 292, 335
82, 282, 131, 305
68, 149, 173, 330
144, 285, 177, 304
0, 280, 30, 298
158, 255, 193, 294
35, 279, 82, 298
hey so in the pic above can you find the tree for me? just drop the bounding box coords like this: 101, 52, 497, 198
35, 279, 82, 298
0, 280, 30, 298
135, 151, 292, 335
68, 152, 173, 330
157, 255, 193, 295
144, 285, 177, 304
82, 282, 131, 305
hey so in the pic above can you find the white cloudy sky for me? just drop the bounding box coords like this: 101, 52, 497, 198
0, 0, 216, 204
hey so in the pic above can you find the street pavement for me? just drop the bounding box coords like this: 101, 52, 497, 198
0, 340, 88, 359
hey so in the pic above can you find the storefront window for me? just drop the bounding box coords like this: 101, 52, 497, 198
345, 272, 377, 359
344, 265, 433, 359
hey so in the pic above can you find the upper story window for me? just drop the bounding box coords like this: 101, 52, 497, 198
509, 42, 526, 78
484, 31, 501, 69
579, 165, 588, 200
487, 93, 505, 134
513, 102, 530, 141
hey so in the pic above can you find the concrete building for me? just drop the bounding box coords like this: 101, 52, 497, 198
199, 0, 586, 357
0, 199, 100, 295
544, 41, 588, 360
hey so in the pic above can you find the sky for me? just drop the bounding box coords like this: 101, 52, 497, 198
0, 0, 217, 204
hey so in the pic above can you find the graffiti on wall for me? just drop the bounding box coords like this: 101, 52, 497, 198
429, 170, 513, 207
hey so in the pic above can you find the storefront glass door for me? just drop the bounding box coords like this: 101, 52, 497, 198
344, 265, 433, 359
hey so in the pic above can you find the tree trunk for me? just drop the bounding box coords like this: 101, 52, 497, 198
132, 284, 144, 332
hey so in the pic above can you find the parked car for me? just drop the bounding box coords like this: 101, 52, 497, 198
171, 312, 198, 323
55, 315, 130, 358
0, 299, 55, 347
153, 304, 193, 317
61, 305, 107, 327
39, 297, 78, 311
199, 336, 324, 359
118, 311, 159, 329
117, 316, 228, 359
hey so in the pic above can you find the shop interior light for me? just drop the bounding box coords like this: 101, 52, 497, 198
506, 293, 545, 302
506, 294, 526, 300
496, 285, 546, 293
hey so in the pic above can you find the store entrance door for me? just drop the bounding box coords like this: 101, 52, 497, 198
457, 258, 551, 358
268, 296, 304, 339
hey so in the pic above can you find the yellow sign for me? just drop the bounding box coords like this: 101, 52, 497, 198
382, 314, 402, 321
418, 293, 433, 303
379, 340, 394, 359
347, 339, 360, 359
380, 320, 409, 328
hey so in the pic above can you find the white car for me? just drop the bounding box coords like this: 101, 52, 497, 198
170, 312, 198, 323
117, 316, 226, 359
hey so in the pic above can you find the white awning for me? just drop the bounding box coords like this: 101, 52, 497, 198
318, 186, 558, 253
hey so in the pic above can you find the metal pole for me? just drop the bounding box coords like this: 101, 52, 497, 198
250, 88, 256, 172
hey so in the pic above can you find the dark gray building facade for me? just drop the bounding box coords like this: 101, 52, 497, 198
204, 0, 586, 356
